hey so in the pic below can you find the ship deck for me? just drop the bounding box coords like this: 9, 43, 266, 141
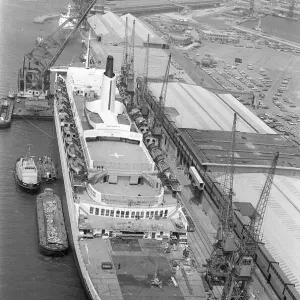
87, 140, 150, 169
79, 238, 204, 300
93, 180, 159, 197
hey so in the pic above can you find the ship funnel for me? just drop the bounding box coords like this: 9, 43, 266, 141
99, 55, 116, 112
104, 55, 114, 78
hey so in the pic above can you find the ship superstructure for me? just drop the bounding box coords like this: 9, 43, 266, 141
58, 3, 78, 38
52, 56, 186, 298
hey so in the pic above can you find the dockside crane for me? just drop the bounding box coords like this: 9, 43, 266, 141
288, 0, 295, 18
249, 0, 255, 16
121, 17, 129, 86
127, 20, 136, 93
142, 34, 150, 104
152, 54, 171, 137
221, 152, 279, 300
18, 0, 97, 99
205, 113, 238, 287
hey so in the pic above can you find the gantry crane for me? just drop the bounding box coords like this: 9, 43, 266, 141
127, 20, 136, 93
121, 17, 129, 85
205, 113, 238, 287
18, 0, 96, 99
152, 54, 171, 137
221, 152, 279, 300
142, 34, 150, 104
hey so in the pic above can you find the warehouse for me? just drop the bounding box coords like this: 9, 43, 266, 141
169, 35, 192, 47
89, 42, 177, 78
147, 81, 276, 134
217, 173, 300, 293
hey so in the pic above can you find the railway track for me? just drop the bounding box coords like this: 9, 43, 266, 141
177, 191, 223, 298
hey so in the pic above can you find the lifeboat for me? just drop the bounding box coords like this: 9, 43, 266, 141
63, 125, 78, 138
59, 113, 73, 126
135, 116, 146, 128
157, 160, 171, 174
151, 148, 164, 163
69, 157, 83, 174
66, 144, 81, 158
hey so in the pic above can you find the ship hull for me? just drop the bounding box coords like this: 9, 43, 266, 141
53, 98, 97, 300
14, 159, 41, 192
36, 189, 69, 257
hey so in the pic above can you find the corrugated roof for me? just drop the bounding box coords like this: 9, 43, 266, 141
218, 173, 300, 293
121, 13, 165, 45
178, 129, 300, 168
148, 82, 273, 133
92, 43, 177, 79
87, 15, 109, 37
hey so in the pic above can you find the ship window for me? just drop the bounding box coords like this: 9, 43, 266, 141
110, 210, 114, 217
150, 211, 154, 218
140, 211, 144, 218
90, 207, 94, 214
160, 210, 163, 217
164, 210, 168, 217
146, 211, 150, 218
155, 211, 158, 216
116, 210, 120, 217
121, 211, 125, 218
125, 211, 129, 218
95, 208, 99, 215
105, 210, 109, 216
101, 209, 105, 216
131, 211, 135, 218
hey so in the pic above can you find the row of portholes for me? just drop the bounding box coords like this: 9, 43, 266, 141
89, 207, 169, 219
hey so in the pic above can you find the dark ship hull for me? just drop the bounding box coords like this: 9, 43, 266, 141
36, 188, 69, 256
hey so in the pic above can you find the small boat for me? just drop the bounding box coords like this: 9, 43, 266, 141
14, 145, 41, 192
0, 98, 14, 128
69, 157, 83, 174
37, 156, 58, 183
36, 188, 68, 256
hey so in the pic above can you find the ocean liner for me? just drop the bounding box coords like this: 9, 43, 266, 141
52, 55, 187, 298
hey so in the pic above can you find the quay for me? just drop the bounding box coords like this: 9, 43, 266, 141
12, 98, 53, 120
232, 25, 300, 49
34, 14, 60, 24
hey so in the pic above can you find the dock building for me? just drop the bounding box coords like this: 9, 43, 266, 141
136, 77, 300, 293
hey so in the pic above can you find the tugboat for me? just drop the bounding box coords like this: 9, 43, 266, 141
36, 156, 58, 183
14, 145, 41, 192
36, 188, 68, 256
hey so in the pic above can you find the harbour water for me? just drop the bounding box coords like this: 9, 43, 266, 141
0, 0, 88, 299
241, 15, 300, 44
194, 14, 300, 44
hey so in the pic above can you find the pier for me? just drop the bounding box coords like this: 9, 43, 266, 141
12, 98, 54, 120
34, 14, 60, 24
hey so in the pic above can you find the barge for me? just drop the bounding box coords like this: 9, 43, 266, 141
36, 188, 68, 256
0, 98, 14, 128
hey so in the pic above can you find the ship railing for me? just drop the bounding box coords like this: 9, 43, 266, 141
92, 160, 152, 172
101, 193, 162, 206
